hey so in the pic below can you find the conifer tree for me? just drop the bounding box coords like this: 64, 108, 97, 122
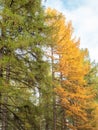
0, 0, 51, 129
46, 8, 96, 130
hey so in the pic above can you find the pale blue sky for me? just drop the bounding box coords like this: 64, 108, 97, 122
43, 0, 98, 62
61, 0, 85, 10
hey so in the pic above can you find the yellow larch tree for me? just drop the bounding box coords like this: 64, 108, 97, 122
46, 8, 96, 130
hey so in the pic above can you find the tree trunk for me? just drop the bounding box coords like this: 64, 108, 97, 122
1, 64, 10, 130
51, 47, 57, 130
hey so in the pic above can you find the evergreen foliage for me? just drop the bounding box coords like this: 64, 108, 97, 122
0, 1, 98, 130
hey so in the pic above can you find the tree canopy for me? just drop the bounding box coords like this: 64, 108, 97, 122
0, 1, 98, 130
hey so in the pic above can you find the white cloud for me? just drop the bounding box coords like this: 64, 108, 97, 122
44, 0, 98, 62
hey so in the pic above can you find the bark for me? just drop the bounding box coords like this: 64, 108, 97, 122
1, 64, 10, 130
51, 47, 57, 130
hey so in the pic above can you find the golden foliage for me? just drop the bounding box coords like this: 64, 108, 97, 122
49, 9, 95, 129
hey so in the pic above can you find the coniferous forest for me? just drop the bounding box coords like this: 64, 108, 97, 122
0, 0, 98, 130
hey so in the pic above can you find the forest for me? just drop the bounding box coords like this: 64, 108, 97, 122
0, 0, 98, 130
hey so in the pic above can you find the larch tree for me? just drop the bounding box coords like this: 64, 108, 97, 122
0, 0, 51, 130
46, 8, 96, 130
0, 1, 97, 130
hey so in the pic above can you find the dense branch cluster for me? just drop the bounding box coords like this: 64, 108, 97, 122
0, 0, 98, 130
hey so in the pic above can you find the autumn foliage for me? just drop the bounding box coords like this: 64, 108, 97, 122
46, 8, 96, 130
0, 1, 98, 129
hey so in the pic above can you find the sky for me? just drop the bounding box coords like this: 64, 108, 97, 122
43, 0, 98, 62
